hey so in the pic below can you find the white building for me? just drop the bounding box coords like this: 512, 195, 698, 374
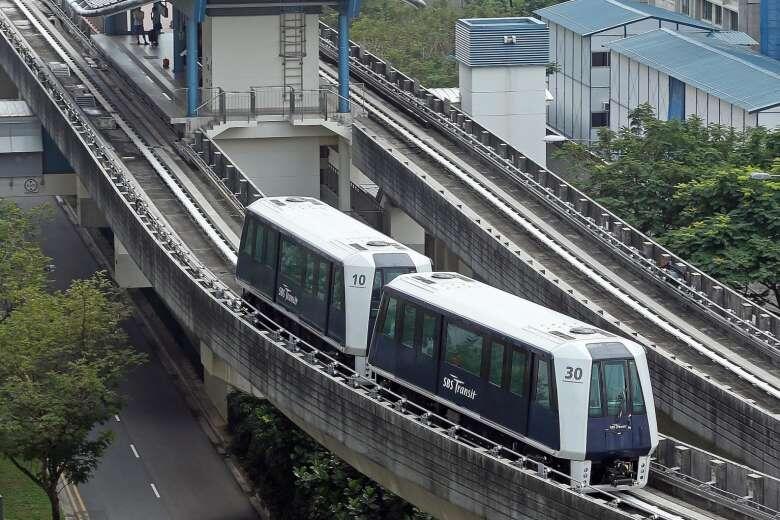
535, 0, 715, 141
647, 0, 756, 45
606, 28, 780, 130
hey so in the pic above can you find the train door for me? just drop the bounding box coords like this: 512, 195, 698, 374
395, 302, 439, 393
483, 343, 529, 436
527, 354, 560, 450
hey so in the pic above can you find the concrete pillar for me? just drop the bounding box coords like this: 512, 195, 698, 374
114, 237, 151, 288
200, 342, 264, 418
385, 203, 424, 253
338, 136, 351, 212
76, 177, 108, 227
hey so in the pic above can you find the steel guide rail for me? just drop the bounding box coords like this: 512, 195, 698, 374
318, 59, 780, 413
0, 4, 665, 519
317, 23, 779, 363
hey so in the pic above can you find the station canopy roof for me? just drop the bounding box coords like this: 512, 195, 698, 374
66, 0, 341, 17
606, 28, 780, 112
534, 0, 714, 36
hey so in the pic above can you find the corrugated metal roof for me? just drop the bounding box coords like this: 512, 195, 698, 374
0, 100, 34, 118
606, 28, 780, 112
455, 17, 549, 67
534, 0, 714, 36
706, 30, 758, 46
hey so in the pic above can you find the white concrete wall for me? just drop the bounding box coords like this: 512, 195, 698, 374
215, 125, 324, 197
547, 22, 593, 140
202, 14, 320, 93
757, 109, 780, 129
460, 63, 547, 166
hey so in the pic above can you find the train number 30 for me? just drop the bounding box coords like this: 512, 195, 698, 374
564, 366, 583, 382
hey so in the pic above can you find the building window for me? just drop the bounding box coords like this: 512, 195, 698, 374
703, 0, 713, 20
591, 51, 610, 67
591, 111, 609, 127
715, 5, 723, 25
680, 0, 690, 15
729, 9, 739, 30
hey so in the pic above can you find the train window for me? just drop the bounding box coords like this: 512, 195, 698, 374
588, 365, 603, 417
534, 358, 552, 409
304, 254, 316, 295
370, 272, 383, 323
241, 218, 255, 256
382, 297, 399, 339
253, 224, 266, 262
331, 267, 344, 311
489, 342, 505, 387
420, 312, 437, 357
382, 267, 412, 285
509, 349, 527, 396
280, 239, 305, 284
445, 323, 483, 376
628, 360, 645, 414
604, 360, 628, 417
316, 261, 330, 302
400, 304, 416, 349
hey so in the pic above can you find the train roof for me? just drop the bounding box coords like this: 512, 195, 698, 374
386, 273, 620, 352
246, 197, 425, 262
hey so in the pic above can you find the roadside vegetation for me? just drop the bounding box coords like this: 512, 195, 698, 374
0, 456, 50, 519
326, 0, 559, 87
0, 199, 145, 520
564, 105, 780, 306
227, 391, 431, 520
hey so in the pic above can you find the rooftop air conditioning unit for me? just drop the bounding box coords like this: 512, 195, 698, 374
503, 35, 517, 44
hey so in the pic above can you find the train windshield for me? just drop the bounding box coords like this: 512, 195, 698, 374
588, 358, 645, 418
369, 267, 415, 333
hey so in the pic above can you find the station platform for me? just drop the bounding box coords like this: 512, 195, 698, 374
92, 32, 189, 122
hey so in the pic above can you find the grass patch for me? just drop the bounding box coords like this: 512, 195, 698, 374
0, 457, 50, 519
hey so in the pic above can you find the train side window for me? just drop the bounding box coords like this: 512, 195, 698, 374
316, 261, 330, 302
588, 364, 603, 417
420, 312, 437, 358
370, 271, 382, 323
400, 304, 416, 349
304, 253, 316, 295
280, 239, 304, 284
382, 297, 399, 339
330, 267, 344, 310
604, 360, 627, 417
489, 342, 505, 387
253, 223, 266, 262
628, 360, 646, 415
534, 358, 552, 410
240, 218, 255, 256
509, 349, 527, 396
444, 323, 483, 376
263, 229, 278, 267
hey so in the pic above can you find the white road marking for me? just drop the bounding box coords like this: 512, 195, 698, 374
161, 92, 172, 101
150, 483, 160, 498
145, 75, 153, 83
114, 414, 121, 422
130, 444, 140, 459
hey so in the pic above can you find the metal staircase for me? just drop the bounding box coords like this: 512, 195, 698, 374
279, 12, 306, 101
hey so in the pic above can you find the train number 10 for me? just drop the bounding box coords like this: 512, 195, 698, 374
352, 274, 366, 287
564, 366, 583, 382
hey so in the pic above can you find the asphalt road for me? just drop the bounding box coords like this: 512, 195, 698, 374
15, 196, 256, 520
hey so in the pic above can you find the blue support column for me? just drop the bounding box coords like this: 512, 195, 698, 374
338, 12, 350, 113
186, 10, 199, 116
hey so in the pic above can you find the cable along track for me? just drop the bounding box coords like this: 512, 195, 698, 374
318, 48, 780, 415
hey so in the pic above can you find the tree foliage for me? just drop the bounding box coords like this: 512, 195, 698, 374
228, 391, 431, 520
576, 105, 780, 305
0, 201, 144, 520
328, 0, 559, 87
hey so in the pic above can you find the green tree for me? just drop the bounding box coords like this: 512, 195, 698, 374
0, 200, 144, 520
0, 200, 50, 320
660, 168, 780, 305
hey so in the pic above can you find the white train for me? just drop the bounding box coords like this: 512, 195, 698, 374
236, 198, 658, 490
368, 272, 658, 490
236, 197, 431, 370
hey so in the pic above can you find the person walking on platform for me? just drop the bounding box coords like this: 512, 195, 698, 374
131, 7, 148, 45
149, 2, 165, 47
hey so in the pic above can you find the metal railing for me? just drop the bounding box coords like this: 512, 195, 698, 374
180, 84, 366, 126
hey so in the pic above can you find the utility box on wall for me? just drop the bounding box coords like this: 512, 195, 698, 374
455, 17, 549, 166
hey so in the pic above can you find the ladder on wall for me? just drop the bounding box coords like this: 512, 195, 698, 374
279, 12, 306, 102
